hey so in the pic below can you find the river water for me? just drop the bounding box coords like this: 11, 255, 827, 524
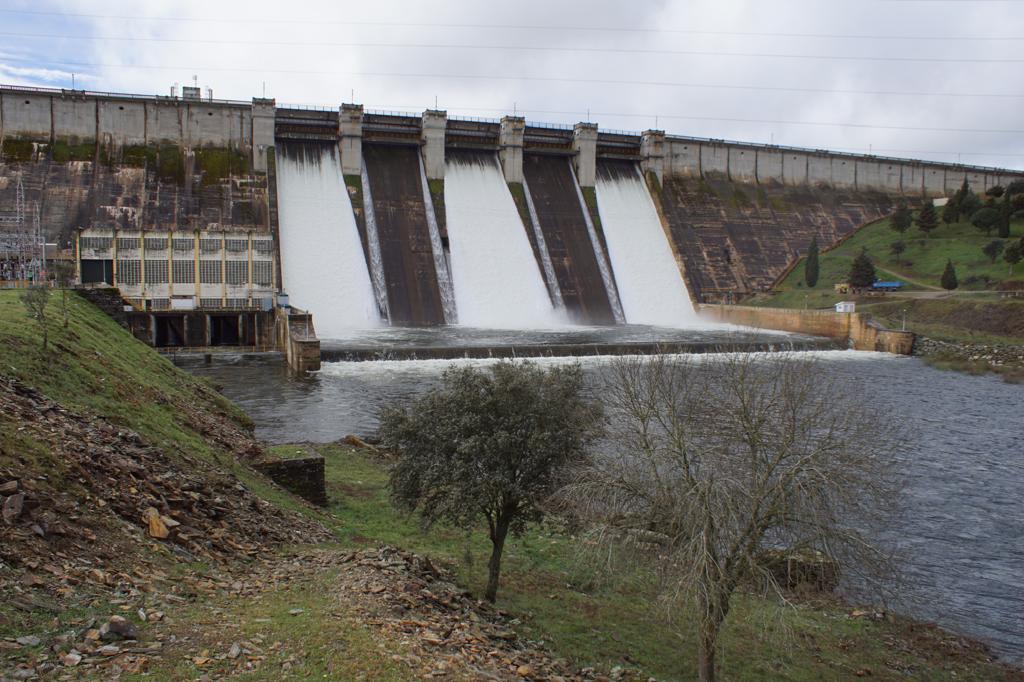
182, 349, 1023, 664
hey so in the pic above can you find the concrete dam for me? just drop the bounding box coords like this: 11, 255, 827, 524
2, 84, 1024, 343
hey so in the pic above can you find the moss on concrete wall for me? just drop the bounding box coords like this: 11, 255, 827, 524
50, 141, 96, 163
1, 139, 36, 163
195, 148, 250, 187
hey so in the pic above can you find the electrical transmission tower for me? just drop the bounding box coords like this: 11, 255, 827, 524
0, 174, 45, 283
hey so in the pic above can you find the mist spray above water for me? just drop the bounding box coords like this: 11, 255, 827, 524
595, 164, 701, 327
444, 153, 561, 328
276, 143, 380, 336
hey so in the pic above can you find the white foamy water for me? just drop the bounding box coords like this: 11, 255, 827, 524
276, 145, 380, 335
444, 154, 561, 327
595, 165, 702, 326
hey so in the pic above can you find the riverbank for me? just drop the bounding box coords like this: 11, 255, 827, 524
2, 290, 1022, 679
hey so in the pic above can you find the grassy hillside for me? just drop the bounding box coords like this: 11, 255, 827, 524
752, 214, 1024, 310
0, 290, 329, 664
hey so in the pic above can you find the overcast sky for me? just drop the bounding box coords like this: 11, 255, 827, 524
1, 0, 1023, 169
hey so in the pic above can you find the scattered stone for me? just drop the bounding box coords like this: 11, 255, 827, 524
288, 608, 304, 616
98, 644, 121, 656
142, 507, 170, 539
517, 663, 534, 677
2, 492, 25, 523
15, 636, 41, 647
62, 652, 83, 667
0, 480, 19, 495
227, 642, 242, 659
99, 615, 139, 642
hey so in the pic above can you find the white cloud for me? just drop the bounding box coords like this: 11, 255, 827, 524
6, 0, 1024, 167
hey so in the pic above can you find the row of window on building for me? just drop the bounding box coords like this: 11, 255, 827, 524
114, 259, 273, 286
79, 236, 274, 256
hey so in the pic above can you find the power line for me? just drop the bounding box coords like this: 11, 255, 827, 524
2, 55, 1023, 101
3, 31, 1024, 64
0, 8, 1021, 42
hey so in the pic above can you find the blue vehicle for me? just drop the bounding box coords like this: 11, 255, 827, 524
871, 280, 904, 291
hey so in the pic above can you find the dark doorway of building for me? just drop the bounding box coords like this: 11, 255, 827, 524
154, 315, 186, 347
209, 315, 241, 346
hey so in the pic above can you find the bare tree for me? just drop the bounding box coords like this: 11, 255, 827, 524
560, 354, 900, 682
51, 261, 76, 329
20, 286, 52, 350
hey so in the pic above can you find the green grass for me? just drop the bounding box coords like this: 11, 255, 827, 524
270, 444, 1014, 682
756, 215, 1024, 311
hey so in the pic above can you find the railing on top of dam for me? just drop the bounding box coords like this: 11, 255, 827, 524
659, 132, 1016, 174
0, 83, 252, 107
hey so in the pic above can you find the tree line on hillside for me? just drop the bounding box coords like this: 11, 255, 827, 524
800, 180, 1024, 293
378, 359, 900, 682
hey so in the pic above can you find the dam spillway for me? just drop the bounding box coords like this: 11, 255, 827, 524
595, 160, 700, 326
443, 151, 559, 328
275, 142, 380, 335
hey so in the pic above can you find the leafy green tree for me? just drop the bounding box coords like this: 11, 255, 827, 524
988, 185, 1005, 199
20, 286, 52, 350
959, 191, 982, 217
971, 207, 1000, 236
941, 260, 959, 290
1004, 240, 1023, 275
982, 240, 1005, 264
890, 240, 907, 265
379, 361, 601, 603
891, 203, 912, 233
804, 236, 820, 288
848, 248, 876, 289
916, 202, 939, 237
1006, 179, 1024, 198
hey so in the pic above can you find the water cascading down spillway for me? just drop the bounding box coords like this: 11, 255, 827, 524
276, 142, 380, 336
594, 160, 700, 326
443, 150, 560, 327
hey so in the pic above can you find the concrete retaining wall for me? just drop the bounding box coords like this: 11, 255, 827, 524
782, 152, 809, 185
658, 136, 1023, 197
254, 456, 327, 506
0, 88, 253, 152
729, 146, 758, 182
699, 304, 915, 354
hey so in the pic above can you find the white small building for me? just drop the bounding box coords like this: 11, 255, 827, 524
835, 301, 856, 313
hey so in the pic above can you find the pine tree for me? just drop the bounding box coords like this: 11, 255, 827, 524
848, 248, 876, 289
1004, 240, 1023, 275
891, 203, 912, 233
805, 236, 820, 288
998, 198, 1011, 239
917, 202, 939, 237
942, 200, 960, 225
940, 260, 958, 290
